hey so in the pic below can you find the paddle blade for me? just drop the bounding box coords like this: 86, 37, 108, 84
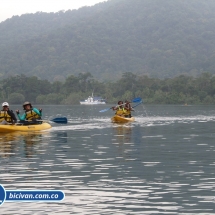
51, 117, 68, 124
99, 108, 111, 113
132, 97, 142, 103
132, 101, 143, 108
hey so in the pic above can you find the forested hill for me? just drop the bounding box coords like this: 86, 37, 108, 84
0, 3, 109, 49
1, 0, 215, 81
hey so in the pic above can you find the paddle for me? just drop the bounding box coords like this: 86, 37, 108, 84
99, 97, 142, 113
23, 117, 68, 124
132, 100, 143, 109
50, 117, 68, 124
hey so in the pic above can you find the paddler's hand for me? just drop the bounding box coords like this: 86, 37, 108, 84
16, 110, 19, 114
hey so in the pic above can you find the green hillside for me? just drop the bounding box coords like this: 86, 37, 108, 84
0, 0, 215, 81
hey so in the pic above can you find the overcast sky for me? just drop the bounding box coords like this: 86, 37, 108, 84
0, 0, 108, 22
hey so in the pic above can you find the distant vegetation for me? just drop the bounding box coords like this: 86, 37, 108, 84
0, 0, 215, 81
1, 72, 215, 105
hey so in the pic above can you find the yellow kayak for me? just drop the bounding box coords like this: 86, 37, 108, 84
0, 122, 52, 133
111, 115, 135, 123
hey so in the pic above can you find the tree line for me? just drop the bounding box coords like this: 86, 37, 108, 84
0, 72, 215, 105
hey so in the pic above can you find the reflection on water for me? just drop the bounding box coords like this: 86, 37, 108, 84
56, 131, 68, 143
0, 131, 68, 158
113, 125, 132, 142
0, 132, 46, 158
1, 105, 215, 214
112, 125, 133, 160
0, 133, 17, 158
23, 133, 43, 158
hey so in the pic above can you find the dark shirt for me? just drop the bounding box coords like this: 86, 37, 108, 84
125, 103, 132, 110
7, 109, 17, 123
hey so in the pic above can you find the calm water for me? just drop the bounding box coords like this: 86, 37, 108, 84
1, 104, 215, 214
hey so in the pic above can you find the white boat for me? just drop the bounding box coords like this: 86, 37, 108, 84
80, 94, 106, 105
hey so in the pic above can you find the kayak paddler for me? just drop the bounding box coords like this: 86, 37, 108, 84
112, 101, 127, 117
0, 102, 17, 124
16, 101, 42, 124
124, 100, 133, 118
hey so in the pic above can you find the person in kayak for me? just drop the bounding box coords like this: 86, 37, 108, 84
112, 101, 127, 117
16, 101, 42, 124
0, 102, 17, 124
124, 100, 133, 118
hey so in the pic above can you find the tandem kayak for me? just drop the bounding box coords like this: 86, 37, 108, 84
0, 122, 52, 133
111, 115, 135, 123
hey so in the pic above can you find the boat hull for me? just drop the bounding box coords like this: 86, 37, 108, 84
111, 115, 135, 123
80, 101, 106, 105
80, 95, 106, 105
0, 122, 52, 133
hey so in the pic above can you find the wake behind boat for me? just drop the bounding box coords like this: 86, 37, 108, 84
80, 93, 106, 105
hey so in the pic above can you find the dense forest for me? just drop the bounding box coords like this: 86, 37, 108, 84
0, 0, 215, 81
1, 73, 215, 105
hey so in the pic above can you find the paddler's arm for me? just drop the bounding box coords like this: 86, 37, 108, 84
16, 110, 26, 121
8, 110, 17, 123
33, 108, 42, 117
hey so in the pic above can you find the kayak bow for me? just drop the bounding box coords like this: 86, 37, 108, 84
111, 115, 135, 123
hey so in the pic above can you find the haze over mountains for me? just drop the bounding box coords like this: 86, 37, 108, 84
0, 0, 215, 81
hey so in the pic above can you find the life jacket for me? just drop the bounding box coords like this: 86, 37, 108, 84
115, 107, 126, 116
25, 109, 41, 120
0, 110, 12, 123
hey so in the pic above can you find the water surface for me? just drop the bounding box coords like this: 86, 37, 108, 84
1, 104, 215, 214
